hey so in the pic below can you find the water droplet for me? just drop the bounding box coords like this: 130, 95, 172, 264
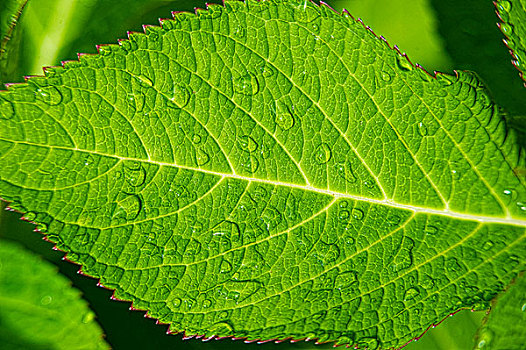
500, 23, 514, 35
357, 337, 379, 350
418, 69, 433, 82
173, 298, 182, 307
314, 143, 332, 164
335, 271, 357, 289
404, 287, 420, 301
295, 6, 320, 23
417, 122, 428, 136
196, 149, 210, 166
35, 86, 63, 105
425, 224, 438, 235
36, 223, 48, 232
0, 97, 14, 120
23, 211, 37, 221
351, 208, 364, 220
170, 83, 191, 108
120, 40, 137, 53
482, 240, 494, 251
113, 194, 142, 221
238, 135, 258, 153
241, 154, 259, 173
259, 143, 271, 159
208, 322, 234, 336
192, 134, 202, 144
137, 75, 153, 88
381, 71, 392, 82
476, 328, 493, 349
498, 0, 512, 12
203, 299, 212, 308
504, 189, 512, 195
233, 73, 259, 96
40, 295, 53, 305
124, 161, 146, 187
338, 210, 350, 222
396, 55, 413, 71
275, 111, 295, 130
337, 161, 357, 183
517, 201, 526, 211
335, 335, 354, 347
218, 311, 229, 319
339, 200, 349, 208
521, 303, 526, 312
232, 25, 246, 38
437, 74, 454, 86
220, 259, 232, 273
82, 311, 95, 324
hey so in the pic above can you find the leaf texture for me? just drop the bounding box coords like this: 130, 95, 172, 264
0, 239, 109, 350
0, 1, 525, 348
474, 274, 526, 350
496, 0, 526, 86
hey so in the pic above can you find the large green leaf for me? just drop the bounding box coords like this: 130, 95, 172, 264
474, 274, 526, 349
496, 0, 526, 86
0, 1, 525, 348
0, 239, 109, 349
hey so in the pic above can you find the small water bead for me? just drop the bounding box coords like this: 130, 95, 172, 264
338, 210, 350, 222
314, 143, 332, 164
196, 149, 210, 166
241, 154, 259, 173
220, 260, 233, 273
233, 73, 259, 96
351, 208, 364, 220
381, 71, 392, 82
275, 111, 295, 130
500, 23, 514, 35
294, 6, 320, 23
82, 311, 95, 324
113, 194, 143, 221
237, 135, 258, 153
192, 134, 202, 144
517, 201, 526, 211
336, 161, 357, 183
417, 122, 428, 136
404, 287, 420, 301
498, 0, 512, 12
202, 299, 213, 308
209, 322, 234, 335
425, 224, 438, 235
396, 55, 413, 71
476, 328, 494, 349
387, 215, 401, 226
504, 189, 512, 195
522, 303, 526, 312
35, 86, 63, 106
124, 161, 146, 187
40, 295, 53, 305
0, 97, 14, 120
436, 73, 454, 86
335, 271, 357, 289
170, 83, 191, 108
232, 25, 246, 38
482, 241, 494, 251
23, 211, 37, 221
339, 200, 348, 208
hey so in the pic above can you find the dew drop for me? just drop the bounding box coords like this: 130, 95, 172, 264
170, 83, 191, 108
425, 224, 438, 235
203, 299, 213, 308
404, 287, 420, 301
220, 259, 233, 273
500, 23, 514, 35
482, 240, 494, 251
241, 154, 259, 173
196, 149, 210, 166
476, 328, 493, 349
275, 111, 295, 130
137, 75, 153, 88
35, 86, 63, 106
191, 134, 202, 144
233, 73, 259, 96
387, 215, 401, 226
503, 189, 512, 195
314, 143, 332, 164
521, 303, 526, 312
40, 295, 53, 305
357, 337, 379, 350
517, 201, 526, 211
232, 25, 246, 38
351, 208, 364, 220
381, 71, 392, 82
238, 135, 258, 153
338, 210, 350, 222
209, 322, 234, 335
417, 122, 428, 136
113, 194, 142, 221
23, 211, 37, 221
124, 161, 146, 187
0, 97, 14, 120
82, 311, 95, 324
259, 143, 271, 159
396, 55, 413, 71
337, 161, 357, 183
498, 0, 512, 12
335, 336, 354, 347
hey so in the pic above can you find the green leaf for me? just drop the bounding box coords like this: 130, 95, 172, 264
0, 1, 525, 348
0, 0, 27, 83
474, 274, 526, 350
496, 0, 526, 86
0, 239, 109, 349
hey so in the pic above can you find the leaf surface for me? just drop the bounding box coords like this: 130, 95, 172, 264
0, 239, 109, 349
496, 0, 526, 86
0, 1, 526, 348
474, 274, 526, 350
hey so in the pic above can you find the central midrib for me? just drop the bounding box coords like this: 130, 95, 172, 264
3, 138, 526, 227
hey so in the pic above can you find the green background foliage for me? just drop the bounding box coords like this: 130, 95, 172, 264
0, 0, 524, 349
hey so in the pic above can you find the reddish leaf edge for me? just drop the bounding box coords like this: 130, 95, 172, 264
0, 0, 493, 348
494, 0, 526, 87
